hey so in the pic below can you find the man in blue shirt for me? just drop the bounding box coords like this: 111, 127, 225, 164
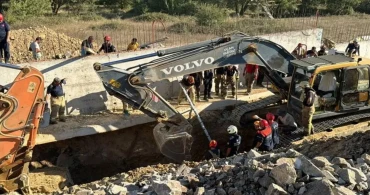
226, 125, 241, 157
46, 77, 67, 124
0, 14, 10, 63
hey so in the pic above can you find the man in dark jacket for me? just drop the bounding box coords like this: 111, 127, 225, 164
203, 69, 214, 101
300, 81, 317, 135
190, 72, 203, 102
345, 40, 360, 57
0, 14, 10, 63
98, 35, 116, 54
226, 125, 241, 157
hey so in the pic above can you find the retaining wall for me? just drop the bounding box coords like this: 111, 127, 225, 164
0, 29, 323, 115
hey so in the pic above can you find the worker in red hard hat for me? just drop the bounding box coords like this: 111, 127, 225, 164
203, 140, 221, 160
0, 13, 11, 63
252, 119, 274, 151
98, 35, 116, 54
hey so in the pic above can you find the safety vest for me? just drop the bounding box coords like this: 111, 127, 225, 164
258, 126, 274, 151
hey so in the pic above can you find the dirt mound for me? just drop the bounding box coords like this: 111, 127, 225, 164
9, 26, 83, 63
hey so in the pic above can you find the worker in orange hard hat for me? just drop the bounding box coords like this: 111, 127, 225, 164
178, 75, 196, 105
203, 140, 221, 160
0, 13, 11, 63
98, 35, 116, 54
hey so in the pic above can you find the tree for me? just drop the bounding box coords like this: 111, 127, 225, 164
7, 0, 50, 21
326, 0, 361, 14
51, 0, 69, 14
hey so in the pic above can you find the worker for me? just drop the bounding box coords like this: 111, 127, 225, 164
29, 36, 43, 61
0, 14, 10, 63
266, 112, 279, 147
190, 72, 203, 102
306, 47, 318, 58
203, 69, 214, 101
277, 110, 297, 133
178, 75, 195, 105
252, 120, 274, 151
345, 40, 360, 57
222, 65, 239, 99
0, 84, 8, 93
243, 63, 258, 95
98, 35, 116, 54
127, 38, 140, 51
214, 67, 226, 96
226, 125, 241, 157
81, 36, 94, 56
292, 43, 306, 59
318, 46, 327, 56
300, 81, 317, 135
203, 140, 221, 160
46, 77, 67, 124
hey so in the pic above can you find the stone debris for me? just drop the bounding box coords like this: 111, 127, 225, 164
55, 149, 370, 195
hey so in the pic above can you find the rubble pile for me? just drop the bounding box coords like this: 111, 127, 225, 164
9, 26, 83, 63
56, 148, 370, 195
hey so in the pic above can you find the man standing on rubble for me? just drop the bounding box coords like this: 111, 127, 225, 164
226, 125, 241, 157
222, 65, 239, 99
46, 77, 67, 124
300, 81, 317, 135
98, 35, 116, 54
214, 67, 226, 97
29, 36, 43, 61
243, 63, 258, 95
178, 75, 196, 105
190, 72, 203, 102
203, 69, 214, 101
0, 14, 10, 63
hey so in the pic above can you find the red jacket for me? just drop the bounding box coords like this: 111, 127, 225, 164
244, 64, 258, 74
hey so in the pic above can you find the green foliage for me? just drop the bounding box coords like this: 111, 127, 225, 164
195, 4, 227, 26
66, 0, 96, 15
133, 12, 178, 22
90, 21, 122, 30
175, 1, 198, 15
356, 0, 370, 14
327, 0, 361, 14
7, 0, 50, 23
131, 0, 149, 14
273, 0, 299, 17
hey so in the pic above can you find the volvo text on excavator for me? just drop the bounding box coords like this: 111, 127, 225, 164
93, 32, 370, 163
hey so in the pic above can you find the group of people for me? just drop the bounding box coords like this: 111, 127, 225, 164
80, 36, 140, 56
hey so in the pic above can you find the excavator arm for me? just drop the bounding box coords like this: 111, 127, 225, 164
93, 32, 295, 162
0, 64, 45, 193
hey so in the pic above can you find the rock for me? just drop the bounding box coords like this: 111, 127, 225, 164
76, 190, 93, 195
337, 167, 366, 184
266, 183, 288, 195
334, 186, 356, 195
332, 157, 351, 168
252, 168, 265, 178
216, 187, 227, 195
247, 149, 261, 158
312, 156, 332, 168
276, 158, 296, 167
152, 180, 183, 195
30, 161, 43, 169
107, 184, 128, 195
232, 156, 244, 164
287, 184, 295, 193
338, 177, 346, 185
270, 163, 297, 187
304, 179, 335, 195
176, 164, 190, 177
204, 188, 215, 195
298, 186, 306, 195
295, 156, 325, 177
361, 153, 370, 165
286, 149, 301, 158
297, 175, 309, 182
322, 170, 338, 182
216, 173, 227, 181
294, 182, 305, 189
258, 173, 274, 188
355, 181, 368, 191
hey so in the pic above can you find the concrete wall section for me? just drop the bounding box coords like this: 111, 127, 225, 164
0, 29, 323, 115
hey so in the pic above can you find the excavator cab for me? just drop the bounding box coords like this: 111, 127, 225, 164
286, 55, 370, 129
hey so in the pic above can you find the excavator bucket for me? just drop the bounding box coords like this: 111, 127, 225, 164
94, 64, 193, 162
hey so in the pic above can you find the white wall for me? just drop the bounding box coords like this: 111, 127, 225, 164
0, 29, 323, 115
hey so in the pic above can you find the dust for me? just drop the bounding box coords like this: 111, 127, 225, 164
28, 167, 72, 194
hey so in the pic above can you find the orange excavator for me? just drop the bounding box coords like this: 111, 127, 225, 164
0, 64, 45, 193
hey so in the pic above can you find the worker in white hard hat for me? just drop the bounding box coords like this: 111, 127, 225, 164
226, 125, 242, 157
299, 81, 317, 135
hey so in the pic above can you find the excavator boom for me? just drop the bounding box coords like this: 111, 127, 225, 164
0, 65, 45, 193
93, 32, 296, 162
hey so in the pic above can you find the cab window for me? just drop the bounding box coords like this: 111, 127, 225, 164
343, 67, 369, 91
291, 68, 313, 99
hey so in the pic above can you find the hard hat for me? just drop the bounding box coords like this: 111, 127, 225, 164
209, 140, 217, 148
0, 14, 3, 21
299, 81, 310, 88
54, 77, 61, 83
227, 125, 238, 134
260, 119, 269, 129
266, 112, 275, 121
187, 76, 195, 84
104, 35, 111, 41
254, 121, 261, 129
